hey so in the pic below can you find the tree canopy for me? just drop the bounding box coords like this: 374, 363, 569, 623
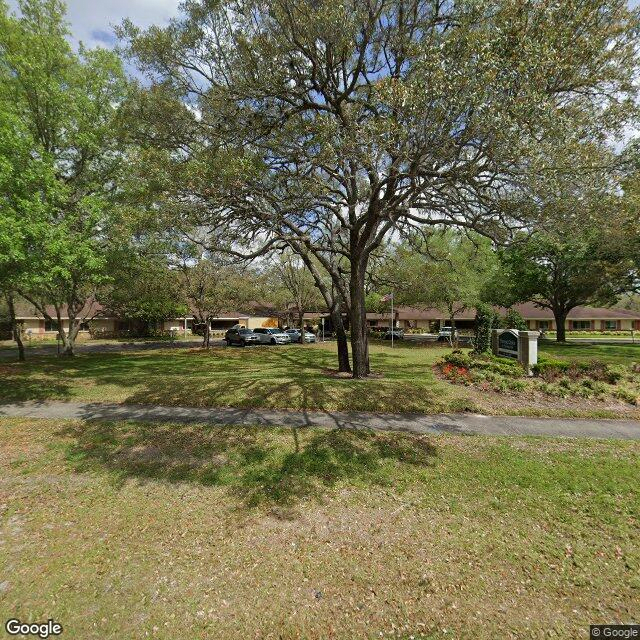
0, 0, 130, 354
120, 0, 640, 376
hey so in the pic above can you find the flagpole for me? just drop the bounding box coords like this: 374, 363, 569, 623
391, 291, 394, 349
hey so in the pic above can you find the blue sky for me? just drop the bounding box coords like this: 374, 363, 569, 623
7, 0, 181, 48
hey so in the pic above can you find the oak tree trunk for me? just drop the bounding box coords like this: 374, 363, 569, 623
330, 305, 351, 374
554, 310, 568, 342
7, 295, 25, 362
349, 263, 370, 378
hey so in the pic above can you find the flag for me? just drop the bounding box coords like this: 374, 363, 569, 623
380, 293, 393, 303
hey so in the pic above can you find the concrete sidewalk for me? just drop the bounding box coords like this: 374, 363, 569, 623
1, 400, 639, 440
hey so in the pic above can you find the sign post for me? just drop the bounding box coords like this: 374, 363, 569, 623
321, 317, 325, 342
492, 329, 539, 374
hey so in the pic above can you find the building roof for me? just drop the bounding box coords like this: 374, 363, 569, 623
13, 297, 640, 322
372, 303, 640, 321
510, 302, 640, 320
12, 299, 103, 320
12, 298, 273, 321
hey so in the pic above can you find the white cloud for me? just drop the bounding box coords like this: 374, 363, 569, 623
7, 0, 181, 48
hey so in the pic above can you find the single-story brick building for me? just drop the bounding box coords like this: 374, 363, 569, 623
8, 300, 281, 336
365, 302, 640, 332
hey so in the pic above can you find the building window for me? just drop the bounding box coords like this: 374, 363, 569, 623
79, 322, 90, 331
571, 320, 591, 330
538, 320, 550, 330
44, 319, 59, 331
604, 320, 617, 330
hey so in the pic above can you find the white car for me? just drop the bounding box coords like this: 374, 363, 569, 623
437, 326, 458, 341
252, 328, 292, 345
285, 329, 316, 343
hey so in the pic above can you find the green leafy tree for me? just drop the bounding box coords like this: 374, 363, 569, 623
501, 308, 528, 331
379, 232, 498, 342
500, 209, 637, 342
0, 99, 58, 359
99, 251, 187, 336
0, 0, 129, 355
264, 252, 325, 340
178, 248, 259, 349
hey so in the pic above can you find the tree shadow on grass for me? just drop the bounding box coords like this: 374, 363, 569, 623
0, 362, 73, 404
57, 421, 437, 511
2, 344, 474, 413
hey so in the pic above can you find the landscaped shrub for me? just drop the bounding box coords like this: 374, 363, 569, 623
439, 348, 639, 404
442, 350, 472, 368
472, 303, 498, 354
531, 359, 571, 379
472, 356, 524, 377
441, 363, 472, 384
506, 378, 527, 391
613, 387, 639, 405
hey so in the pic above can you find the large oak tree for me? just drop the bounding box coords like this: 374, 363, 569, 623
121, 0, 639, 376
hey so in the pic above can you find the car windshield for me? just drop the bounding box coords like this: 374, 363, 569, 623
238, 329, 252, 334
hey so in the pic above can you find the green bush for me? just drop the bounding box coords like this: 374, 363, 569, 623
614, 387, 639, 405
472, 303, 498, 354
506, 379, 527, 391
531, 359, 571, 378
442, 350, 472, 368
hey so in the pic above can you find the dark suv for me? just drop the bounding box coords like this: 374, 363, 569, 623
224, 327, 261, 346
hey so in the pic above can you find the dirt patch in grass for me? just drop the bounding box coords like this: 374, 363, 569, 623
1, 417, 639, 639
463, 384, 640, 418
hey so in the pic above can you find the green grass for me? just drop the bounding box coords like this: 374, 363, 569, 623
544, 331, 637, 340
0, 334, 197, 349
1, 417, 638, 639
0, 342, 477, 414
540, 342, 640, 366
1, 341, 639, 417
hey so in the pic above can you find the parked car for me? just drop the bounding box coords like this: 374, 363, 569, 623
437, 326, 458, 342
285, 329, 316, 343
383, 329, 404, 340
252, 328, 292, 345
224, 327, 261, 346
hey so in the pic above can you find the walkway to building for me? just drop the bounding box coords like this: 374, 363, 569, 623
1, 401, 639, 440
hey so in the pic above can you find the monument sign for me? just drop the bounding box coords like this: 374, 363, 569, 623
491, 329, 539, 374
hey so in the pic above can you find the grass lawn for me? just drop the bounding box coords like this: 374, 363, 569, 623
0, 419, 640, 640
1, 341, 639, 418
540, 342, 640, 366
544, 332, 637, 341
1, 417, 638, 639
0, 342, 477, 414
0, 334, 198, 349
